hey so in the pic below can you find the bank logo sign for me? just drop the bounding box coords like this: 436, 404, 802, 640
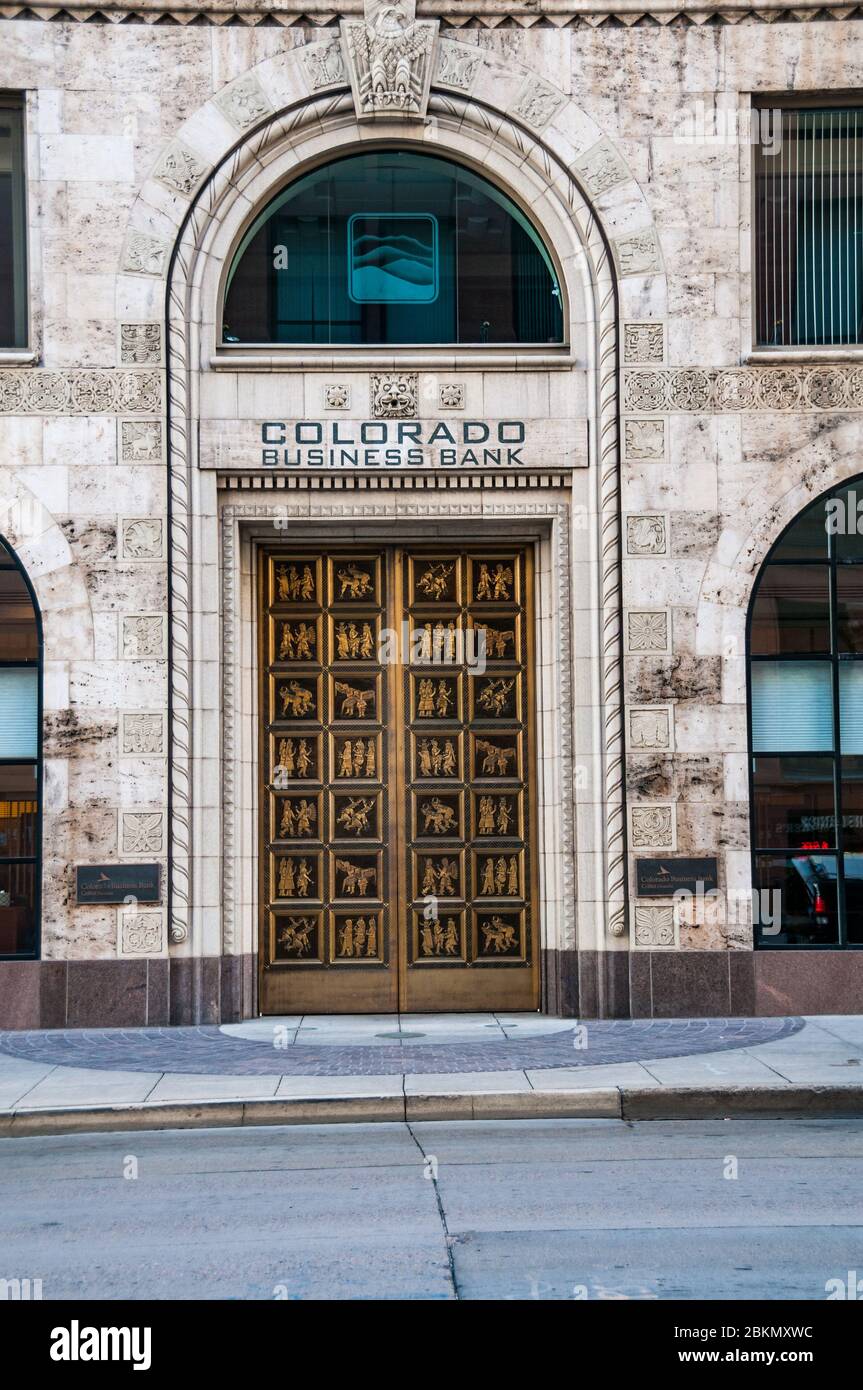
348, 214, 439, 303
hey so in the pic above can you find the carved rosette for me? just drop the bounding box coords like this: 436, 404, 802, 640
341, 0, 439, 121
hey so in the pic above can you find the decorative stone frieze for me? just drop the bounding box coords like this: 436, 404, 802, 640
627, 611, 669, 653
213, 74, 274, 129
625, 514, 666, 556
511, 77, 566, 130
624, 366, 863, 414
0, 371, 161, 414
120, 420, 163, 460
623, 324, 663, 365
324, 384, 351, 410
630, 804, 676, 851
575, 139, 629, 197
122, 230, 168, 278
439, 383, 465, 410
121, 811, 165, 856
121, 614, 166, 659
633, 904, 676, 948
370, 372, 419, 419
121, 713, 165, 756
341, 0, 439, 122
118, 910, 166, 957
302, 39, 346, 90
121, 519, 164, 561
436, 40, 481, 91
624, 419, 665, 460
119, 323, 161, 366
629, 706, 673, 752
615, 230, 661, 277
154, 142, 207, 198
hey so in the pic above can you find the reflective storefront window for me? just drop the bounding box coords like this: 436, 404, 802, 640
0, 539, 40, 958
222, 151, 564, 346
749, 481, 863, 945
0, 97, 28, 349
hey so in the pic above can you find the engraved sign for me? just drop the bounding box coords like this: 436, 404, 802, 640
636, 857, 719, 898
76, 864, 162, 905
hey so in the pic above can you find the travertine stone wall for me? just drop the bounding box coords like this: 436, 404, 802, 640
2, 11, 863, 987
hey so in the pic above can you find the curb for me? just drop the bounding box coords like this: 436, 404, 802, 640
2, 1083, 863, 1135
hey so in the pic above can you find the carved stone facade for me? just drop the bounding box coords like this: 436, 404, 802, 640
2, 3, 863, 1026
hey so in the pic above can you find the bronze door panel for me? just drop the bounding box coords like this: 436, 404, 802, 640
258, 545, 538, 1014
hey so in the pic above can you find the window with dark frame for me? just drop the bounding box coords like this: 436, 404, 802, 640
0, 95, 28, 349
754, 102, 863, 348
749, 480, 863, 947
0, 537, 40, 959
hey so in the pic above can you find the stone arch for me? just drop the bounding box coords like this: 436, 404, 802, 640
118, 33, 668, 1007
0, 476, 93, 662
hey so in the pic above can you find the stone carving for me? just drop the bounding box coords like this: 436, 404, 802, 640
123, 230, 168, 277
121, 420, 162, 460
714, 369, 757, 411
626, 515, 666, 555
624, 366, 863, 414
575, 139, 629, 197
122, 518, 163, 560
623, 323, 663, 365
757, 369, 801, 411
668, 369, 712, 412
121, 713, 164, 755
122, 614, 165, 659
629, 708, 671, 750
808, 367, 846, 409
436, 40, 481, 90
119, 911, 165, 956
512, 77, 566, 129
122, 811, 165, 855
627, 611, 668, 652
623, 370, 666, 414
325, 384, 351, 409
615, 230, 661, 277
303, 40, 346, 90
214, 75, 273, 129
371, 371, 419, 418
0, 371, 161, 415
439, 382, 465, 409
341, 0, 438, 121
154, 142, 206, 197
624, 419, 664, 460
634, 904, 675, 948
631, 804, 674, 849
120, 323, 161, 365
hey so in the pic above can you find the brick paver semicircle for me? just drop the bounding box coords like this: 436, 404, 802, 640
0, 1017, 803, 1077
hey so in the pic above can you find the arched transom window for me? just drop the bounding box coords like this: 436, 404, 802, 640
0, 536, 40, 959
222, 150, 564, 347
749, 480, 863, 948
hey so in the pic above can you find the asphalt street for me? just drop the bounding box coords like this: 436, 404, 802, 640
2, 1117, 863, 1300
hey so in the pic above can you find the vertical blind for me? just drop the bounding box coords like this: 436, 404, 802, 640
755, 108, 863, 347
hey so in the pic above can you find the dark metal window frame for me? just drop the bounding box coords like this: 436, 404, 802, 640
0, 92, 29, 350
747, 479, 863, 949
0, 537, 42, 961
752, 94, 863, 351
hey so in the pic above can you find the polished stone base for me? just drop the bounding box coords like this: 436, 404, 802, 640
1, 948, 862, 1028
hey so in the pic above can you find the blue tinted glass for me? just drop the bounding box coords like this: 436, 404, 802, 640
348, 215, 438, 304
751, 660, 833, 752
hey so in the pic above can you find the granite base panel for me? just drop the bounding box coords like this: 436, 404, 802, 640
1, 950, 861, 1028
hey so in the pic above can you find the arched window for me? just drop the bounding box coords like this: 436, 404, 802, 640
748, 479, 863, 947
222, 150, 564, 346
0, 537, 40, 959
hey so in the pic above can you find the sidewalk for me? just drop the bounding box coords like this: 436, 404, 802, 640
2, 1013, 863, 1135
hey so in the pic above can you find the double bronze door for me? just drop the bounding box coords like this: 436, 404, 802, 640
258, 544, 539, 1013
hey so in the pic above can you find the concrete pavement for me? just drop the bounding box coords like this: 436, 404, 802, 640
2, 1116, 863, 1299
2, 1013, 863, 1132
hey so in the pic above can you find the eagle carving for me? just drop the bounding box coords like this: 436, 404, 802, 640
341, 0, 439, 121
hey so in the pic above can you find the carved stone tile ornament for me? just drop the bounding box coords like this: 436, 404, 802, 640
436, 39, 481, 91
213, 75, 274, 130
121, 713, 164, 756
624, 419, 665, 460
629, 707, 672, 751
371, 371, 419, 418
575, 139, 629, 197
626, 514, 666, 555
302, 39, 346, 90
627, 611, 669, 653
634, 904, 676, 948
512, 77, 567, 130
623, 366, 863, 414
615, 230, 661, 277
0, 371, 161, 415
121, 811, 165, 856
341, 0, 439, 121
623, 323, 663, 365
439, 382, 465, 409
630, 804, 675, 850
122, 230, 168, 278
121, 420, 162, 460
122, 614, 166, 659
154, 142, 206, 197
120, 323, 161, 366
325, 384, 351, 410
118, 911, 165, 957
121, 518, 163, 561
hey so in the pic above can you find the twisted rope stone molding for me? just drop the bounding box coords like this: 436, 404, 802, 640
623, 365, 863, 414
2, 1, 863, 25
0, 371, 162, 415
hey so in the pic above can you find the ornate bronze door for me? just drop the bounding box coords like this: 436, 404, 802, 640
258, 545, 539, 1014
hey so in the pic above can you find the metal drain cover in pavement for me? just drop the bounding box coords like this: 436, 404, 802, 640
375, 1031, 426, 1039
